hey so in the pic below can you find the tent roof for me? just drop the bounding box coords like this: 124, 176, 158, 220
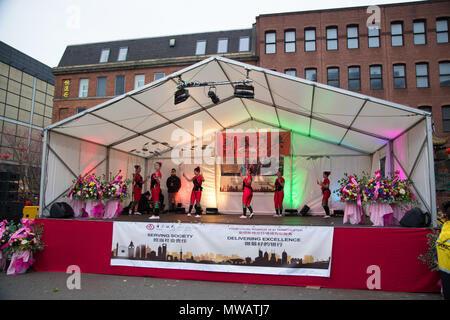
47, 56, 429, 157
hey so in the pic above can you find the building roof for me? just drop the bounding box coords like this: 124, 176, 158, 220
57, 29, 254, 68
0, 41, 55, 85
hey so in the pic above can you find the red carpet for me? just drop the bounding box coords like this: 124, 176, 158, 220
33, 218, 440, 292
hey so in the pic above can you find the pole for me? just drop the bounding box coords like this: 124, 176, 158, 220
38, 129, 48, 217
425, 115, 437, 227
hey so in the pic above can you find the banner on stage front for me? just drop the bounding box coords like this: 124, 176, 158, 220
110, 222, 334, 277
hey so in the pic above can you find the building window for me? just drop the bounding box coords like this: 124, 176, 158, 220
418, 106, 432, 114
368, 27, 380, 48
195, 40, 207, 55
393, 64, 406, 89
439, 61, 450, 87
415, 63, 429, 88
327, 67, 339, 87
134, 74, 145, 89
115, 75, 125, 95
369, 65, 383, 90
217, 38, 228, 54
154, 72, 165, 81
76, 106, 86, 113
265, 31, 276, 54
96, 77, 107, 97
347, 25, 359, 49
284, 30, 296, 53
239, 36, 250, 52
117, 47, 128, 61
99, 49, 110, 63
436, 18, 449, 43
285, 69, 297, 77
326, 27, 338, 50
78, 78, 89, 98
413, 20, 426, 45
304, 28, 316, 52
391, 22, 403, 47
305, 68, 317, 82
442, 106, 450, 132
348, 66, 361, 91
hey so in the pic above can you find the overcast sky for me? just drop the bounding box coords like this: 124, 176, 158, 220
0, 0, 423, 67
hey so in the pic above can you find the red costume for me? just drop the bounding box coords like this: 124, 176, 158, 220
322, 178, 331, 206
190, 174, 203, 205
274, 177, 285, 209
133, 173, 143, 203
151, 171, 162, 208
242, 174, 253, 207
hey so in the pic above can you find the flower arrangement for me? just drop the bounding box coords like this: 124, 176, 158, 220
362, 170, 395, 204
389, 171, 416, 204
7, 219, 44, 253
69, 176, 85, 200
336, 170, 417, 206
81, 174, 103, 201
335, 172, 370, 204
1, 219, 44, 274
102, 173, 130, 200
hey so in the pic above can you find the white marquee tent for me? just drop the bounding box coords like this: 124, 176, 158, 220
39, 56, 437, 225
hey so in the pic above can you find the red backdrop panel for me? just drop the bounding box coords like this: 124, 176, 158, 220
33, 219, 439, 292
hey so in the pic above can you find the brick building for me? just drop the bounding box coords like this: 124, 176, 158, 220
52, 0, 449, 139
52, 29, 257, 122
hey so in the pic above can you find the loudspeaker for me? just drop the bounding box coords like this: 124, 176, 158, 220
0, 182, 18, 191
333, 210, 344, 216
300, 205, 310, 216
49, 202, 74, 219
284, 209, 298, 216
0, 201, 22, 223
400, 207, 431, 228
206, 208, 219, 215
176, 207, 186, 214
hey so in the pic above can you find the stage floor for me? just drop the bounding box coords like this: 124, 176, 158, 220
55, 212, 382, 227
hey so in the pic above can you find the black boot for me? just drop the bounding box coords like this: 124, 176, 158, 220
275, 208, 279, 216
188, 204, 193, 214
248, 206, 254, 219
242, 207, 247, 217
279, 207, 283, 216
323, 205, 330, 217
195, 205, 201, 216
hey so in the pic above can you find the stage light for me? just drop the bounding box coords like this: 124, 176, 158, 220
174, 88, 190, 105
234, 84, 255, 99
207, 87, 220, 104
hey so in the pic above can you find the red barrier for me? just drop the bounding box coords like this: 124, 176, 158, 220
33, 219, 440, 292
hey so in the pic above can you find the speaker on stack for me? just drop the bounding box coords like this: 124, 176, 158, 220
0, 171, 21, 222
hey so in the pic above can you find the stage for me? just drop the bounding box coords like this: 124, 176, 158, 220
32, 214, 440, 293
114, 212, 372, 227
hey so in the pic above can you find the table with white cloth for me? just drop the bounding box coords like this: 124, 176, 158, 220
343, 202, 366, 225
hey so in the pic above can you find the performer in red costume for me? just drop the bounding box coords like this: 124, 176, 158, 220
241, 166, 255, 219
269, 169, 285, 217
131, 165, 149, 215
317, 171, 332, 219
149, 162, 162, 220
183, 167, 204, 218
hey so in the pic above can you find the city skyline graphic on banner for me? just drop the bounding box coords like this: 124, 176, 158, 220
111, 241, 331, 269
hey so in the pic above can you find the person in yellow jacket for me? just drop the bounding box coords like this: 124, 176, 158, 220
437, 202, 450, 300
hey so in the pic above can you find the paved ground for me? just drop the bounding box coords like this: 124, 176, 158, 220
0, 271, 442, 300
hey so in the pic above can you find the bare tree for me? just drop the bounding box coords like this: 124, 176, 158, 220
1, 128, 42, 205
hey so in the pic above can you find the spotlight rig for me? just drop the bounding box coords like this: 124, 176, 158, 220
174, 74, 254, 105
